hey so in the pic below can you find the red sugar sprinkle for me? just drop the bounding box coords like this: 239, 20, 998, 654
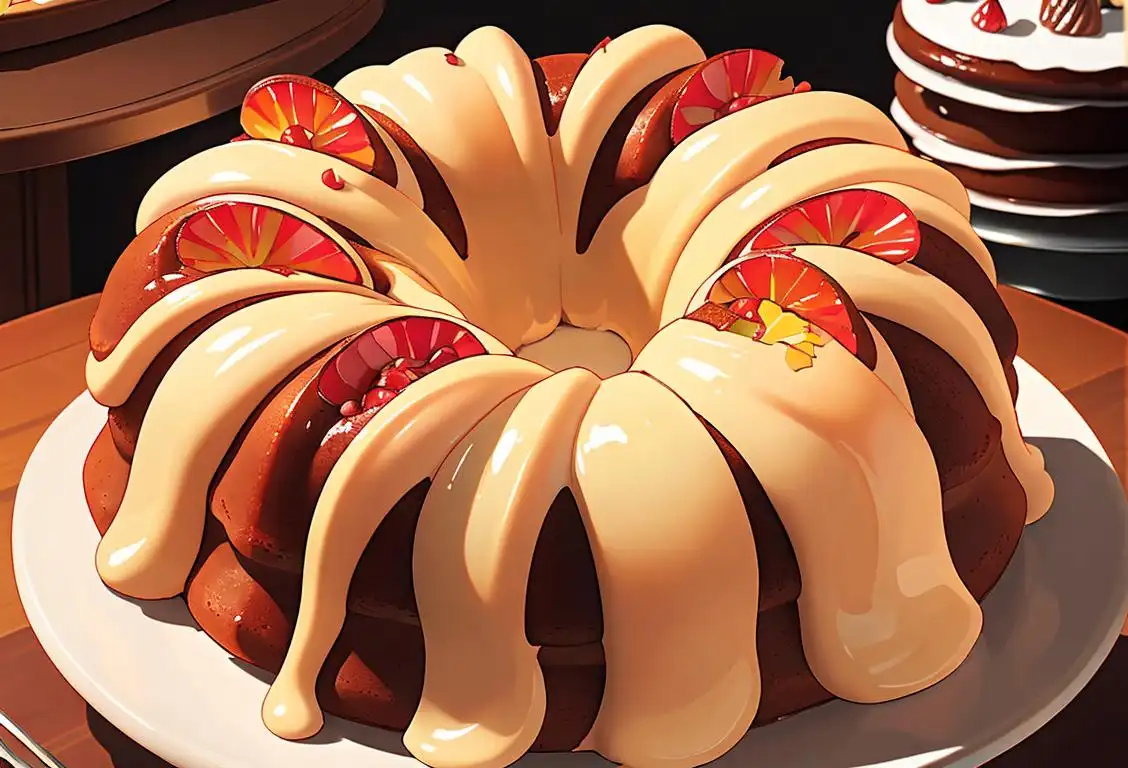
444, 52, 462, 66
321, 169, 345, 190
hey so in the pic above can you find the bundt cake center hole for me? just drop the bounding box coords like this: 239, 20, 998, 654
515, 324, 632, 378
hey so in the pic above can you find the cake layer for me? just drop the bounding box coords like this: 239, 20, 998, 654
894, 74, 1128, 157
893, 2, 1128, 99
893, 101, 1128, 205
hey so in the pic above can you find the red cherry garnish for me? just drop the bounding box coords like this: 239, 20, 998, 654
445, 53, 462, 66
340, 400, 361, 417
972, 0, 1009, 32
279, 125, 315, 149
378, 367, 415, 391
362, 388, 399, 410
728, 297, 761, 321
321, 169, 346, 190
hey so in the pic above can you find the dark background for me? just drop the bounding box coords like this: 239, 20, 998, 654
67, 0, 903, 296
65, 0, 1126, 327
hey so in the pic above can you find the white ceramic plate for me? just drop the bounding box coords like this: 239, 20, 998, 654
986, 240, 1128, 302
13, 359, 1128, 768
970, 207, 1128, 254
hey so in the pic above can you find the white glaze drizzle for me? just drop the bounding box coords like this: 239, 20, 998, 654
87, 269, 378, 407
686, 244, 1054, 524
336, 39, 560, 350
95, 291, 398, 599
363, 109, 425, 207
136, 140, 483, 325
660, 142, 971, 325
573, 372, 761, 767
566, 91, 909, 354
406, 369, 600, 768
261, 355, 551, 741
633, 319, 981, 700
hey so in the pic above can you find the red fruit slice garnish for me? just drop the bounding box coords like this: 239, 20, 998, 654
671, 49, 810, 144
736, 189, 921, 264
709, 251, 858, 354
317, 317, 487, 413
175, 201, 367, 285
972, 0, 1008, 33
240, 75, 379, 173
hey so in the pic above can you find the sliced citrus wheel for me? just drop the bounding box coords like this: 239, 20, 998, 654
671, 49, 811, 144
175, 201, 368, 286
709, 251, 858, 354
239, 75, 380, 173
317, 317, 487, 413
736, 189, 922, 264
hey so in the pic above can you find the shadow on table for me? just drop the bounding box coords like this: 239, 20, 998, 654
86, 705, 169, 767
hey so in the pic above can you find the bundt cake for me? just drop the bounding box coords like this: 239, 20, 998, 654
82, 24, 1055, 768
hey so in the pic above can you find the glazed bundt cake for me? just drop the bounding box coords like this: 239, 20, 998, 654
82, 25, 1055, 768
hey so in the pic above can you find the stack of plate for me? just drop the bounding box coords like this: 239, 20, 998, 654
969, 199, 1128, 302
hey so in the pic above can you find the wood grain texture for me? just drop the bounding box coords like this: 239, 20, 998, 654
0, 166, 71, 324
0, 288, 1124, 765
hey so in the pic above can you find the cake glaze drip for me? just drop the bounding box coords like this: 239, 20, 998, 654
87, 24, 1054, 768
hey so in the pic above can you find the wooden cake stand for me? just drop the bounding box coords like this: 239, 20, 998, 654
0, 0, 386, 324
0, 0, 172, 53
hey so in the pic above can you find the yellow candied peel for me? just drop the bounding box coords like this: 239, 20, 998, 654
724, 298, 828, 372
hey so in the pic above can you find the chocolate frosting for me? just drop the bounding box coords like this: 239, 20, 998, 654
1040, 0, 1104, 37
894, 73, 1128, 156
893, 3, 1128, 99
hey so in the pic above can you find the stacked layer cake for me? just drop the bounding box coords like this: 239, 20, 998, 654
888, 0, 1128, 296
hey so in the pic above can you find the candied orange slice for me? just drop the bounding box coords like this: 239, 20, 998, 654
671, 49, 810, 144
711, 252, 857, 354
176, 201, 368, 286
739, 189, 921, 264
239, 75, 378, 172
317, 317, 487, 411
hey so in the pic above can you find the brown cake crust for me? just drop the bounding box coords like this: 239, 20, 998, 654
531, 53, 588, 136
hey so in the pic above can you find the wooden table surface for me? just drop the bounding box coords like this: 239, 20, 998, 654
0, 289, 1126, 766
